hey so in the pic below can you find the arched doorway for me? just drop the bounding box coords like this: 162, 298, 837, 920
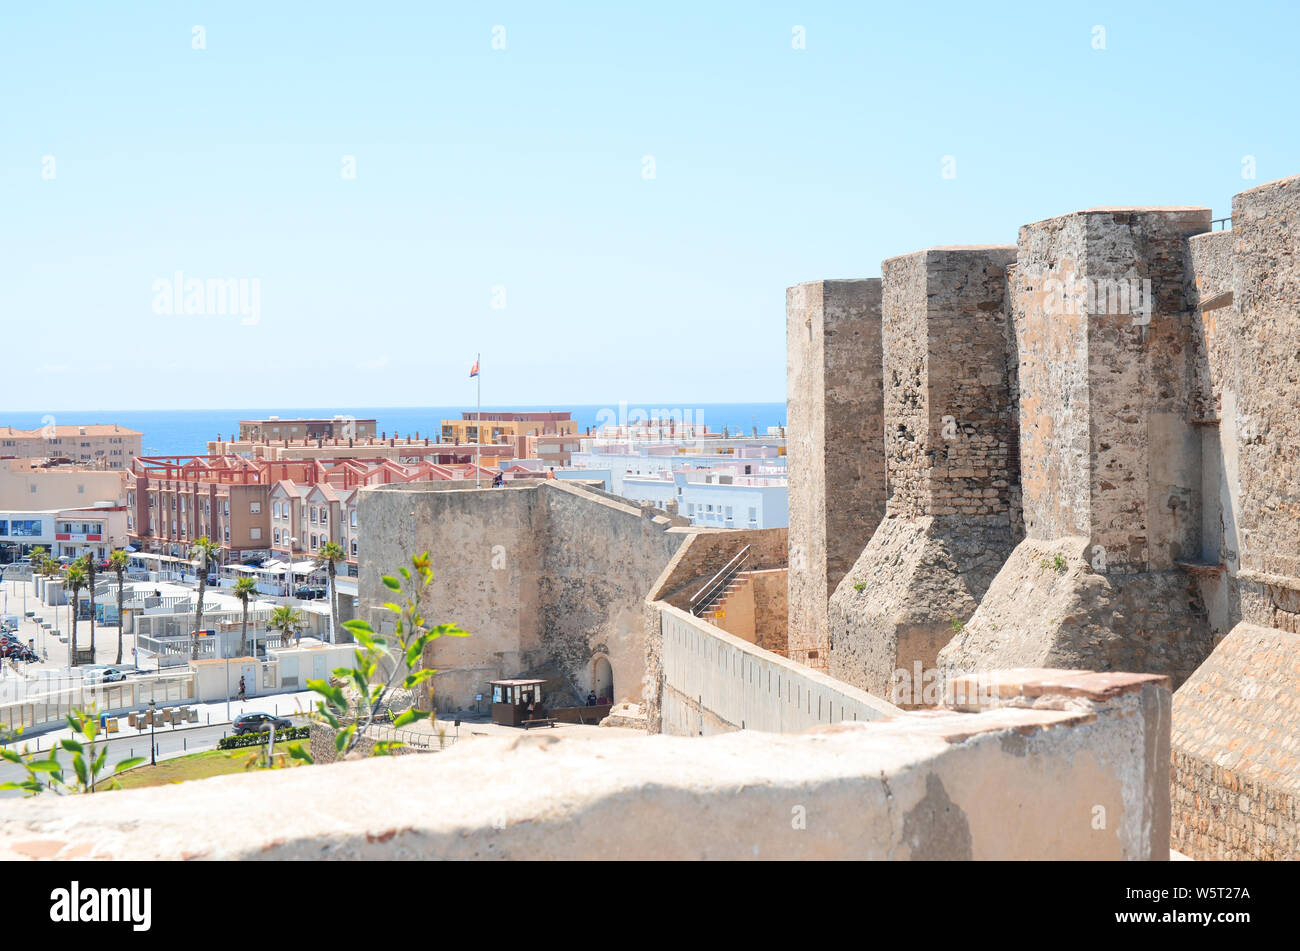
593, 656, 613, 703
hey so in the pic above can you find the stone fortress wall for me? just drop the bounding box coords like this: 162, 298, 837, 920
357, 479, 696, 712
825, 247, 1022, 700
788, 174, 1300, 859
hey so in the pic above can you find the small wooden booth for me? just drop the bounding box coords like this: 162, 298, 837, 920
489, 678, 554, 729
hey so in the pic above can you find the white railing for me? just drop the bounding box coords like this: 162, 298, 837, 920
0, 671, 196, 733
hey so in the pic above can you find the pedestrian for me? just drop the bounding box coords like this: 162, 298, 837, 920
238, 675, 247, 702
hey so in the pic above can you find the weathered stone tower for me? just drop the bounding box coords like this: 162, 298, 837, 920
785, 279, 885, 663
784, 176, 1300, 859
826, 247, 1021, 700
939, 208, 1216, 686
1169, 175, 1300, 860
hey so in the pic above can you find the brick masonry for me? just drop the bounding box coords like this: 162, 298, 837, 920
786, 280, 885, 657
1171, 623, 1300, 860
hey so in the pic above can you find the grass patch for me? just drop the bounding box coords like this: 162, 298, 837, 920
111, 742, 307, 790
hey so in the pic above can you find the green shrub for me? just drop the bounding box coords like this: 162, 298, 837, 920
218, 726, 310, 750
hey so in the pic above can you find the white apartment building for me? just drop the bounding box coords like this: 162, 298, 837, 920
622, 471, 789, 529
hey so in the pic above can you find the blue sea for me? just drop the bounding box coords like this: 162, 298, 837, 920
0, 403, 788, 457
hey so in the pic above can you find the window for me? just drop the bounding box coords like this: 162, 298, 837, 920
310, 507, 317, 523
319, 509, 327, 525
748, 507, 757, 523
350, 511, 357, 527
223, 501, 229, 517
351, 539, 357, 556
249, 501, 261, 515
274, 529, 281, 544
249, 527, 262, 540
311, 534, 318, 549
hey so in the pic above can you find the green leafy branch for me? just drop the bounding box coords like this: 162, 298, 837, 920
0, 708, 144, 796
301, 552, 469, 761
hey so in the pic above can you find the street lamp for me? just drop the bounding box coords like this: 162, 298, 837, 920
148, 698, 157, 767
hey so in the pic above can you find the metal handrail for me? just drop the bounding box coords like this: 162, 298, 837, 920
1212, 217, 1232, 231
689, 545, 750, 616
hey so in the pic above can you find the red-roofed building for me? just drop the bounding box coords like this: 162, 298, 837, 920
127, 455, 486, 572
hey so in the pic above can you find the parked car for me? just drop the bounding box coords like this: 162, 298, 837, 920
294, 585, 327, 600
232, 713, 293, 735
87, 667, 129, 683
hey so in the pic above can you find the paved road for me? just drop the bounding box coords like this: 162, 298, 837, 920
0, 714, 311, 796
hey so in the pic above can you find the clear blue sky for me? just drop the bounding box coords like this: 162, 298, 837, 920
2, 1, 1296, 412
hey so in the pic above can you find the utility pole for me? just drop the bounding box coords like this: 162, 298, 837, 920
475, 352, 482, 489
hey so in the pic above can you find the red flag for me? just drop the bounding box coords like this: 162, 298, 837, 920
469, 359, 479, 378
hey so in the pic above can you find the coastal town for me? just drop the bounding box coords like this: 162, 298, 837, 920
2, 6, 1295, 930
0, 409, 792, 772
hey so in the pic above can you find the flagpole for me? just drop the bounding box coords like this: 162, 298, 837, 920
475, 352, 481, 489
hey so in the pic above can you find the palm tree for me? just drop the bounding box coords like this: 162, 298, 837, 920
315, 541, 346, 644
269, 605, 303, 648
108, 549, 130, 665
233, 576, 258, 657
78, 554, 98, 662
189, 536, 220, 660
27, 545, 46, 569
65, 562, 87, 666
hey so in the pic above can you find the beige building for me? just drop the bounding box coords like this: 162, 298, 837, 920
269, 481, 360, 571
0, 424, 141, 470
0, 458, 126, 511
439, 411, 576, 444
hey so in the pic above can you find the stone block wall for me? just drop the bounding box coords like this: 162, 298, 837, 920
1230, 176, 1300, 585
940, 209, 1216, 689
358, 481, 692, 713
827, 247, 1020, 699
785, 280, 885, 658
1169, 175, 1300, 860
